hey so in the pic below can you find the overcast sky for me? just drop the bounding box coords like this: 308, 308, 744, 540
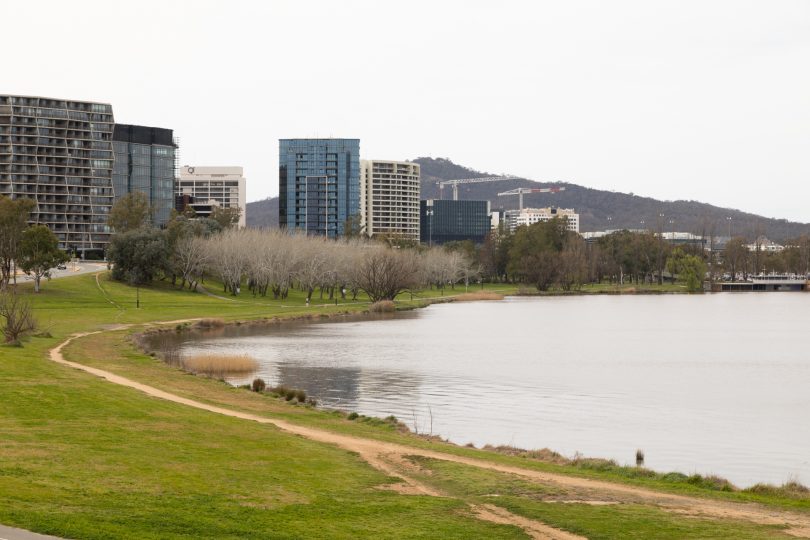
4, 1, 809, 221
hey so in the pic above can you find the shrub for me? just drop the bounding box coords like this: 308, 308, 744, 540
294, 389, 307, 403
347, 412, 359, 420
251, 378, 266, 392
368, 300, 396, 313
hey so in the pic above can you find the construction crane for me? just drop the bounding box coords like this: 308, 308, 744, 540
497, 187, 566, 210
437, 176, 521, 201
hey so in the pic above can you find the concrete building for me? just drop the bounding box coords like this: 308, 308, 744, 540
279, 139, 360, 237
0, 94, 115, 252
177, 166, 246, 227
420, 199, 491, 245
113, 124, 177, 227
360, 160, 420, 240
505, 207, 579, 233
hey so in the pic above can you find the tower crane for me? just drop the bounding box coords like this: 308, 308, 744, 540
497, 186, 566, 210
437, 176, 521, 201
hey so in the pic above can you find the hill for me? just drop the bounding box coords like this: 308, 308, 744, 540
414, 157, 810, 241
245, 157, 810, 241
246, 196, 279, 228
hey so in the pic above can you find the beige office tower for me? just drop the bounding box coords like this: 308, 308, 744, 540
359, 160, 420, 240
177, 166, 246, 227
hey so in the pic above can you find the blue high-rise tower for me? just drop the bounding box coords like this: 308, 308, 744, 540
279, 139, 360, 237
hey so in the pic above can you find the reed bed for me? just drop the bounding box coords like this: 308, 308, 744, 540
182, 353, 258, 377
453, 291, 504, 302
368, 300, 396, 313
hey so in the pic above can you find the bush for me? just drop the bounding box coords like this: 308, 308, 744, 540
251, 378, 266, 392
347, 412, 359, 420
294, 389, 307, 403
368, 300, 396, 313
193, 318, 225, 329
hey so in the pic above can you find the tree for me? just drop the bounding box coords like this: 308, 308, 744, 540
0, 289, 37, 344
107, 228, 170, 285
108, 192, 152, 233
507, 218, 568, 291
666, 248, 707, 292
723, 237, 749, 281
0, 196, 36, 289
342, 213, 366, 238
209, 206, 242, 229
17, 225, 70, 293
355, 248, 420, 302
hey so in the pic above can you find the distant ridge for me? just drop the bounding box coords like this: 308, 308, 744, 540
246, 157, 810, 241
414, 157, 810, 241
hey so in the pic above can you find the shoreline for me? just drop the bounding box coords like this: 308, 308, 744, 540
131, 290, 797, 494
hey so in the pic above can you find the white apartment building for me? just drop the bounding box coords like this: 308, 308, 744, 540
505, 207, 580, 233
177, 166, 246, 227
360, 160, 420, 240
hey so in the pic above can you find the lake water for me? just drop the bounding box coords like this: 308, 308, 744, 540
159, 294, 810, 487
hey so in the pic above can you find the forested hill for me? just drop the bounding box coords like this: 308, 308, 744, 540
246, 157, 810, 241
414, 157, 810, 241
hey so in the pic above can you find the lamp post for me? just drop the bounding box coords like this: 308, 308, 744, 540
427, 209, 434, 247
726, 216, 732, 239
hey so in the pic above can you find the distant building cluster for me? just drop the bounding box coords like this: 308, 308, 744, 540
0, 94, 246, 254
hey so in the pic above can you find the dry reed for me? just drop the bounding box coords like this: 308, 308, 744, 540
453, 291, 504, 302
193, 318, 225, 329
369, 300, 396, 313
182, 353, 258, 376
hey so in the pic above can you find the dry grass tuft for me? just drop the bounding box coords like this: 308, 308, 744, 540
482, 444, 570, 465
193, 318, 225, 329
369, 300, 396, 313
746, 480, 810, 499
182, 354, 258, 376
453, 291, 504, 302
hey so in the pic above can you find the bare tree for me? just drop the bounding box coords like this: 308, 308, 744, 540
355, 247, 420, 302
0, 290, 37, 344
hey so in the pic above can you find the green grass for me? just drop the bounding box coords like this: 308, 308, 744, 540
0, 273, 806, 538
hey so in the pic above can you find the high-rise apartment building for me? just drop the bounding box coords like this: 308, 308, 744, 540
420, 199, 491, 245
112, 124, 177, 227
360, 160, 420, 240
176, 166, 246, 227
0, 95, 115, 252
279, 139, 360, 237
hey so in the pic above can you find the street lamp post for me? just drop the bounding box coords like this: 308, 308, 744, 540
427, 209, 434, 246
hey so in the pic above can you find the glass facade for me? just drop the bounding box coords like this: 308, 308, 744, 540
0, 95, 115, 250
112, 124, 177, 227
420, 199, 491, 244
279, 139, 360, 238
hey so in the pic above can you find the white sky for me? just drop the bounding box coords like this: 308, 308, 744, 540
4, 1, 809, 221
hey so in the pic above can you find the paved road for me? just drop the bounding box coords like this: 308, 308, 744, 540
0, 524, 63, 540
14, 261, 108, 283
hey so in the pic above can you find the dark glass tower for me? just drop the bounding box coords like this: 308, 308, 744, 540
420, 199, 491, 244
112, 124, 177, 227
0, 95, 115, 251
279, 139, 360, 237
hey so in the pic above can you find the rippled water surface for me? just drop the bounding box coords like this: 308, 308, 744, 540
163, 294, 810, 486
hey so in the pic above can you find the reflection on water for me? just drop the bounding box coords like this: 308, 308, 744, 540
150, 296, 810, 487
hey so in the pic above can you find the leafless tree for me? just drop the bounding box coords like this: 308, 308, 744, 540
0, 289, 37, 344
354, 247, 420, 302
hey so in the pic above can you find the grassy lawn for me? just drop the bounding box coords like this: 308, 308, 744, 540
0, 273, 805, 538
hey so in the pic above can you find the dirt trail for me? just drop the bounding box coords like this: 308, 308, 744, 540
50, 329, 810, 538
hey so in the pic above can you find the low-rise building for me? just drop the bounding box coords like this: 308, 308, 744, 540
505, 207, 579, 233
176, 166, 246, 227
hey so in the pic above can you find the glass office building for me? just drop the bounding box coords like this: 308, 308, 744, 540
112, 124, 177, 227
279, 139, 360, 237
0, 95, 115, 251
420, 199, 491, 244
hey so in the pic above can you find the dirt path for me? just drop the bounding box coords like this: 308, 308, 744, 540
49, 329, 810, 538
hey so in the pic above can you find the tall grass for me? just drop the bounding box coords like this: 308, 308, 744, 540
453, 291, 504, 302
182, 353, 258, 377
368, 300, 396, 313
